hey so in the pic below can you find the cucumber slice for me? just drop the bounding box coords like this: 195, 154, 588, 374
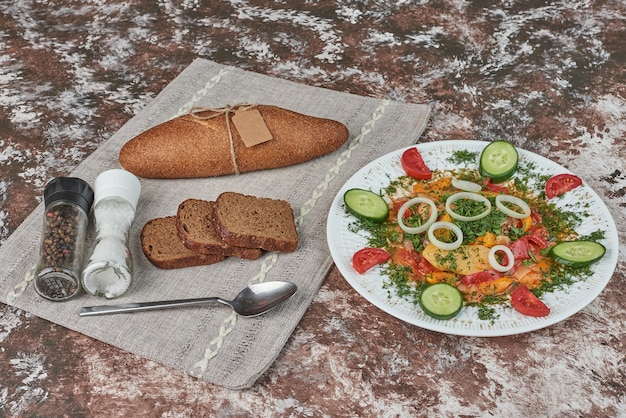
479, 141, 519, 183
550, 241, 606, 268
343, 188, 389, 223
419, 283, 464, 320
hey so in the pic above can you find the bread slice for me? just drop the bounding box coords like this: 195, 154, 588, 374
141, 216, 225, 269
176, 199, 262, 260
212, 192, 299, 252
118, 105, 349, 178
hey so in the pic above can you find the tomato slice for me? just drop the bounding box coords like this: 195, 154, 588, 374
509, 238, 532, 262
509, 226, 550, 262
484, 178, 509, 193
525, 226, 549, 249
392, 247, 437, 281
391, 199, 414, 220
510, 286, 550, 317
352, 248, 391, 274
461, 270, 500, 286
401, 148, 432, 180
545, 174, 582, 199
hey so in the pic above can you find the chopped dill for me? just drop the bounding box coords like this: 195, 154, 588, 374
516, 161, 550, 184
456, 209, 506, 243
434, 251, 458, 271
406, 232, 425, 252
447, 150, 479, 166
381, 264, 424, 305
348, 217, 393, 249
578, 230, 606, 242
477, 306, 499, 324
534, 264, 593, 296
453, 168, 482, 183
537, 203, 581, 239
450, 197, 490, 218
384, 175, 415, 196
468, 295, 506, 324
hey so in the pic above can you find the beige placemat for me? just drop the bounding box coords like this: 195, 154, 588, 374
0, 58, 430, 389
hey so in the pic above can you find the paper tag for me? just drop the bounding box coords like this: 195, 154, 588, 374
231, 109, 273, 147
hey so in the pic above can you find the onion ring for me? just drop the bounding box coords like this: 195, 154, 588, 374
427, 221, 463, 251
397, 197, 438, 234
451, 178, 482, 193
445, 192, 492, 222
488, 245, 515, 272
495, 194, 531, 219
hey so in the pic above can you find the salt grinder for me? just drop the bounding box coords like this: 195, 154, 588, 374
35, 177, 94, 301
81, 169, 141, 299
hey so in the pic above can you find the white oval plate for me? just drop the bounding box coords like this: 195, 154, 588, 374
326, 140, 619, 336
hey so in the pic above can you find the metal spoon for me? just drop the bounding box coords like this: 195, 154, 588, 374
79, 281, 297, 317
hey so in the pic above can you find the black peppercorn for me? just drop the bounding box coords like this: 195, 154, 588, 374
34, 177, 93, 301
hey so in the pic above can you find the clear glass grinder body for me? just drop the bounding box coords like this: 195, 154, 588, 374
35, 177, 94, 301
81, 169, 141, 299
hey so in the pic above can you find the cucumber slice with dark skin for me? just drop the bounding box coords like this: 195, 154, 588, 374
343, 188, 390, 223
550, 241, 606, 268
419, 283, 464, 320
479, 141, 519, 183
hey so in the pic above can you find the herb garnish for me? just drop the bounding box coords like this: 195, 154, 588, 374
447, 150, 479, 165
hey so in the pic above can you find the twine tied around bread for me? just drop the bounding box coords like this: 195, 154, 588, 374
190, 103, 257, 174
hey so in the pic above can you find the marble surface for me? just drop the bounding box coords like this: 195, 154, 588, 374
1, 1, 625, 416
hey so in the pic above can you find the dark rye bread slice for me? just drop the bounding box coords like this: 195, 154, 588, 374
213, 192, 299, 252
141, 216, 225, 269
176, 199, 262, 260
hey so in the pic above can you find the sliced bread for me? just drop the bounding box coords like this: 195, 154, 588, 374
212, 192, 299, 252
176, 199, 262, 260
141, 216, 225, 269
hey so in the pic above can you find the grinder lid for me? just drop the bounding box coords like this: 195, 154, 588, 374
44, 177, 95, 214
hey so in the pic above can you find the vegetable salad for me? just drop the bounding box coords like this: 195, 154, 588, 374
345, 143, 606, 321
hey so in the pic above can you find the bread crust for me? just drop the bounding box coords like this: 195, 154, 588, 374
119, 105, 349, 178
213, 192, 299, 252
176, 199, 262, 260
141, 216, 225, 269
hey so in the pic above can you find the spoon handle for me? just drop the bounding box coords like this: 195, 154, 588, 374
79, 297, 226, 317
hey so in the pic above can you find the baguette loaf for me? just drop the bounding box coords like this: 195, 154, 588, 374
213, 192, 299, 252
141, 216, 225, 269
119, 105, 349, 178
176, 199, 262, 260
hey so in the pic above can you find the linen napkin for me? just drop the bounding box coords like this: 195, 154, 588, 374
0, 58, 431, 389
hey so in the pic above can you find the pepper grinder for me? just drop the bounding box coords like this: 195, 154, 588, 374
35, 177, 94, 301
81, 169, 141, 299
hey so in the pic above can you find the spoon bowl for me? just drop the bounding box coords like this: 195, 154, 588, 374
226, 281, 298, 316
79, 281, 297, 317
